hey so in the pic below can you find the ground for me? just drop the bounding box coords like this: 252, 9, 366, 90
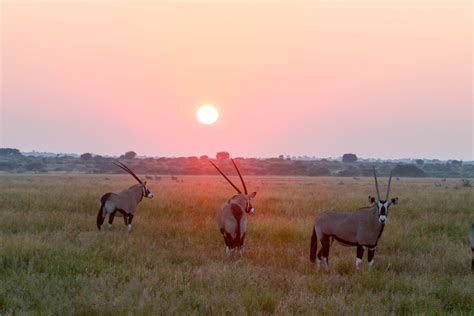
0, 174, 473, 314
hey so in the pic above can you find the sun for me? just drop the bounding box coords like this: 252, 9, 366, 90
197, 104, 219, 125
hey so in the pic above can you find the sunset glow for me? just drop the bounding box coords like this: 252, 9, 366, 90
1, 1, 472, 160
197, 105, 219, 125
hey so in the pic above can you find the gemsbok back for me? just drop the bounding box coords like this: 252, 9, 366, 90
469, 224, 474, 271
210, 159, 257, 257
96, 161, 154, 232
310, 168, 398, 271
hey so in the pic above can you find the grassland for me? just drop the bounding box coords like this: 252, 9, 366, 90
0, 174, 473, 315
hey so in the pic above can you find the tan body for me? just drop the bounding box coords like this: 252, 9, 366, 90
217, 195, 248, 242
315, 206, 383, 247
102, 184, 145, 217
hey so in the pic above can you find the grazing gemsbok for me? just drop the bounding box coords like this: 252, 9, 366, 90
210, 159, 257, 256
96, 161, 154, 232
469, 224, 474, 271
310, 168, 398, 271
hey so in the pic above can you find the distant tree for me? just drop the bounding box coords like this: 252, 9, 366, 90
415, 159, 424, 166
199, 155, 209, 161
392, 164, 425, 177
187, 156, 199, 163
308, 166, 331, 176
80, 153, 93, 161
25, 161, 45, 171
342, 153, 357, 163
278, 155, 285, 160
0, 148, 22, 156
123, 151, 137, 160
216, 151, 230, 160
449, 160, 462, 165
338, 166, 360, 177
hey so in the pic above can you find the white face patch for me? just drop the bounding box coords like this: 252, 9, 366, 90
147, 192, 154, 198
376, 201, 390, 223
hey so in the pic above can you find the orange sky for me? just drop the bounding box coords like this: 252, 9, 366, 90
1, 1, 472, 159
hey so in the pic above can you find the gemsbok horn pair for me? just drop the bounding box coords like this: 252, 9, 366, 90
310, 168, 398, 271
96, 161, 154, 232
210, 159, 257, 257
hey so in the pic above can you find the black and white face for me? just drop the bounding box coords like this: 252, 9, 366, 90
142, 182, 154, 199
245, 200, 255, 214
369, 196, 398, 224
245, 191, 257, 215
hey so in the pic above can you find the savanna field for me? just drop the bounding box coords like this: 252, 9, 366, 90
0, 174, 473, 314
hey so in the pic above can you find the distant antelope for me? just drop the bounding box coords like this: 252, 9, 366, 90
310, 168, 398, 271
469, 224, 474, 271
210, 159, 257, 257
96, 161, 154, 232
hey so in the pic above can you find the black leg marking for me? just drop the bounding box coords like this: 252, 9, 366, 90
357, 245, 364, 260
128, 214, 134, 224
108, 210, 116, 224
223, 232, 234, 248
368, 249, 375, 262
239, 233, 246, 249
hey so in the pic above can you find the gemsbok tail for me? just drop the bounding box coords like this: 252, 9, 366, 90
310, 226, 318, 262
231, 204, 243, 248
97, 193, 111, 230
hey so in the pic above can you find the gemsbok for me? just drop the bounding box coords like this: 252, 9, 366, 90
469, 224, 474, 271
96, 161, 154, 232
210, 159, 257, 257
310, 168, 398, 271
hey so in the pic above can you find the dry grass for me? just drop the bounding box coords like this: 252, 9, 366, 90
0, 174, 473, 314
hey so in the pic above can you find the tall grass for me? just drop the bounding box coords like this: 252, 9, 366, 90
0, 175, 473, 314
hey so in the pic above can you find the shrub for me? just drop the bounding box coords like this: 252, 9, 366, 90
342, 153, 357, 163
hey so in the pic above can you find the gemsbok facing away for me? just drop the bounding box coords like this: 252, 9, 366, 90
310, 168, 398, 271
469, 224, 474, 271
96, 161, 154, 232
210, 159, 257, 257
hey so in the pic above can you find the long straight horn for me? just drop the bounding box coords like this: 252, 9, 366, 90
113, 161, 142, 184
209, 161, 242, 194
385, 170, 393, 200
373, 167, 381, 200
231, 158, 247, 194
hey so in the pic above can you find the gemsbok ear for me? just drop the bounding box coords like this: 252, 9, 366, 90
248, 192, 257, 199
368, 196, 376, 204
391, 197, 399, 205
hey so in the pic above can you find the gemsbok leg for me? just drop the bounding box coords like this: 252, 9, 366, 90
317, 234, 330, 271
469, 224, 474, 271
108, 210, 116, 229
367, 248, 376, 268
356, 246, 364, 270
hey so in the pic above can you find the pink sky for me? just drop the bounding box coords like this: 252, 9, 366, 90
1, 1, 472, 160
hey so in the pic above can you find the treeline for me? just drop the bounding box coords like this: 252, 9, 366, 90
0, 149, 473, 178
